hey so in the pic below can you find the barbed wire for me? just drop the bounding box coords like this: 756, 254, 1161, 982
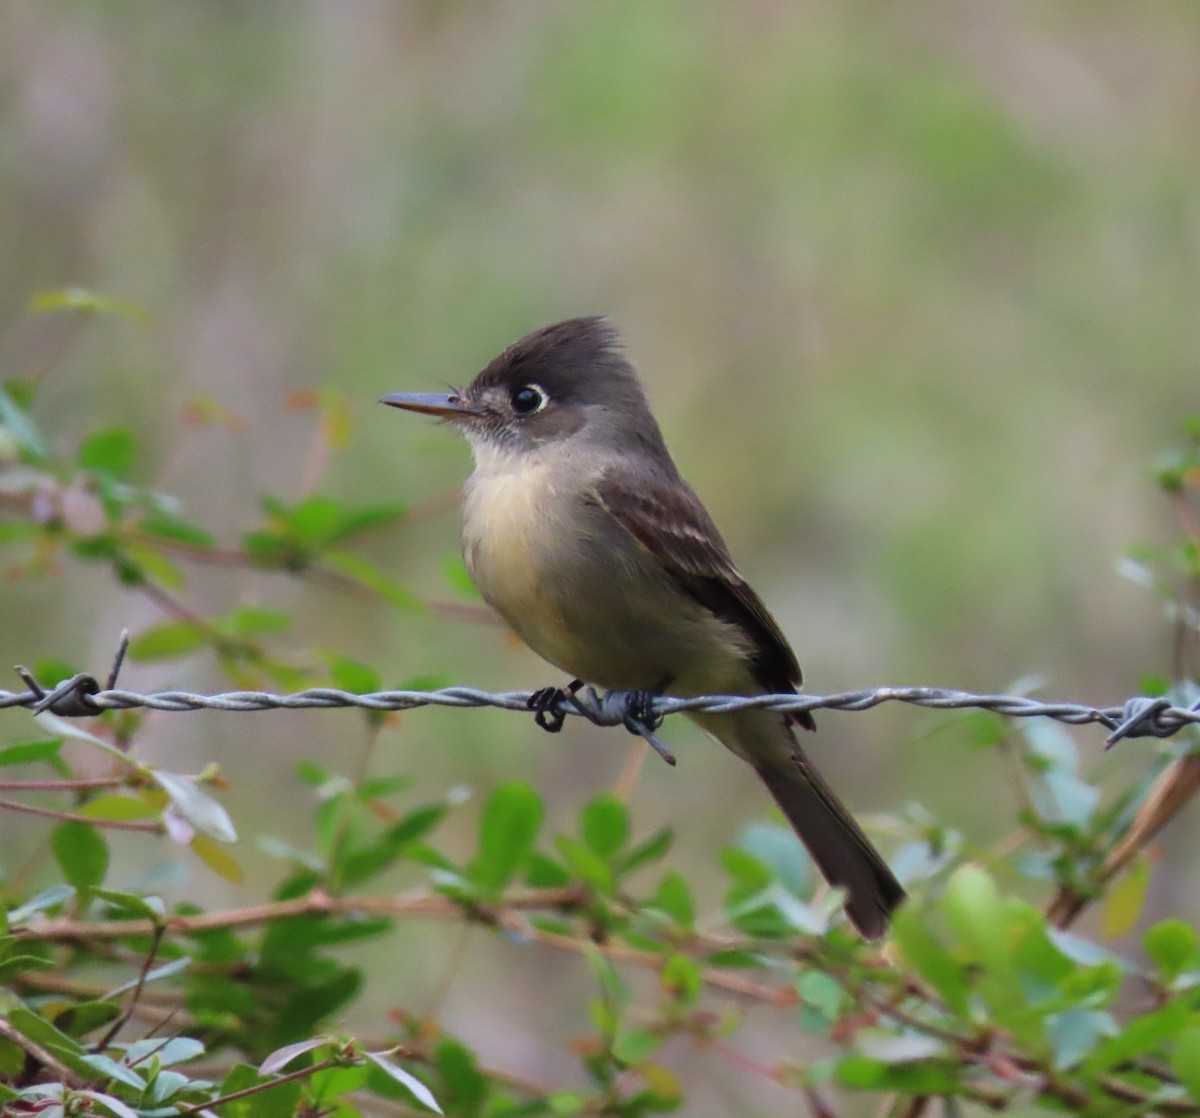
2, 661, 1198, 760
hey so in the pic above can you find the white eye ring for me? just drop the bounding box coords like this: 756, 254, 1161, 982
511, 384, 548, 415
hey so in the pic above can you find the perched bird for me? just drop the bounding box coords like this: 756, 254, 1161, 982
382, 317, 903, 937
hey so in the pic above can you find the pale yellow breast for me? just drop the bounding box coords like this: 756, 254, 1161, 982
460, 443, 580, 657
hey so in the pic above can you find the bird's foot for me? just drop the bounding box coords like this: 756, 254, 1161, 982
611, 677, 675, 766
526, 679, 583, 733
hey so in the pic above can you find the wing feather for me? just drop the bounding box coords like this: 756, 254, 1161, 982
592, 469, 811, 725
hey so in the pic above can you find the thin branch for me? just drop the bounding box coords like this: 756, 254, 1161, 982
0, 796, 162, 832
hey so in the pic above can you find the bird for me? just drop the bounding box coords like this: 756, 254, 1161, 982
381, 316, 903, 937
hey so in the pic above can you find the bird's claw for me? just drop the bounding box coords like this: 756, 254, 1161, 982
526, 680, 583, 733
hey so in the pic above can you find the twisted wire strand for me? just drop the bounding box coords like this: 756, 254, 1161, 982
1, 678, 1197, 746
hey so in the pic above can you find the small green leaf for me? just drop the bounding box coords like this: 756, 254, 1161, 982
433, 1037, 487, 1114
220, 605, 290, 637
797, 970, 845, 1027
328, 655, 381, 694
581, 793, 629, 858
1085, 1000, 1189, 1074
137, 513, 215, 548
92, 888, 164, 921
52, 1000, 121, 1040
192, 833, 244, 881
554, 834, 614, 892
469, 782, 543, 893
78, 1052, 147, 1091
890, 904, 970, 1017
441, 555, 482, 600
1144, 919, 1199, 982
650, 871, 694, 928
1101, 857, 1150, 939
51, 822, 108, 892
612, 1028, 661, 1065
618, 826, 673, 874
660, 953, 701, 1004
127, 621, 208, 662
738, 822, 811, 897
78, 428, 136, 478
1172, 1024, 1200, 1103
323, 550, 422, 610
0, 385, 47, 462
80, 794, 160, 823
0, 738, 64, 768
29, 287, 147, 320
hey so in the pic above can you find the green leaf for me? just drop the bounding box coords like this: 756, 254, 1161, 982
52, 1000, 121, 1040
220, 605, 290, 637
554, 834, 614, 892
738, 822, 811, 898
941, 865, 1027, 1030
137, 512, 216, 548
6, 1006, 85, 1055
0, 738, 64, 768
0, 384, 47, 462
469, 782, 543, 893
78, 428, 136, 478
650, 871, 694, 928
92, 888, 164, 921
192, 833, 245, 881
442, 555, 482, 600
1085, 1000, 1189, 1074
581, 793, 629, 859
1144, 919, 1199, 982
29, 287, 147, 320
612, 1028, 661, 1065
328, 655, 381, 694
835, 1055, 958, 1093
1101, 857, 1150, 939
326, 501, 409, 543
618, 826, 673, 875
127, 621, 208, 661
112, 1036, 203, 1067
1173, 1024, 1200, 1103
78, 1052, 147, 1091
433, 1037, 488, 1114
660, 953, 701, 1005
80, 795, 160, 823
51, 822, 109, 892
797, 970, 845, 1030
340, 803, 449, 887
323, 550, 422, 610
890, 904, 970, 1017
217, 1064, 302, 1118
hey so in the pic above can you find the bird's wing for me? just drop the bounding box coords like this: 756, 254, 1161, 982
592, 468, 809, 721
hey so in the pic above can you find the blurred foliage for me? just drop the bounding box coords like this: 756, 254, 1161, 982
3, 2, 1200, 1114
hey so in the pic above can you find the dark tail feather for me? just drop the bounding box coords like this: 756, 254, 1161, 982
754, 751, 904, 939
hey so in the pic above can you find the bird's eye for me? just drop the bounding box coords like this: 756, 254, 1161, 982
511, 385, 546, 415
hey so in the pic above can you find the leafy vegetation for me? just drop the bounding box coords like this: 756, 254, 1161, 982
0, 294, 1198, 1115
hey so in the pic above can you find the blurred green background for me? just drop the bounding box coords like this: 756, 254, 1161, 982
2, 1, 1198, 1110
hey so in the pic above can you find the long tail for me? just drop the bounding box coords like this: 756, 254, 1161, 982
753, 744, 904, 939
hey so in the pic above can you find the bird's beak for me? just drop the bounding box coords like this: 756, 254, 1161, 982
378, 391, 477, 419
